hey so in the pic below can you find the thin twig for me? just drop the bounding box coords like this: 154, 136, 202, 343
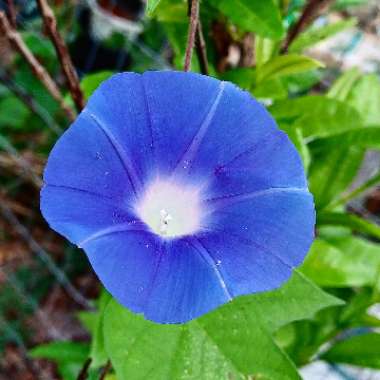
99, 360, 112, 380
195, 20, 209, 75
0, 11, 75, 121
36, 0, 85, 112
5, 0, 17, 27
184, 0, 200, 71
282, 0, 335, 53
76, 358, 92, 380
0, 68, 62, 135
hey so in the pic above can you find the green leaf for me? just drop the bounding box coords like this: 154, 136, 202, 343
347, 74, 380, 126
302, 237, 380, 287
289, 18, 357, 53
317, 212, 380, 240
0, 96, 30, 129
308, 142, 364, 209
270, 95, 364, 139
30, 341, 89, 362
30, 341, 90, 380
255, 36, 279, 67
322, 333, 380, 369
327, 67, 361, 101
310, 127, 380, 151
208, 0, 284, 39
256, 54, 324, 84
146, 0, 162, 16
103, 272, 341, 380
80, 71, 114, 100
89, 290, 112, 368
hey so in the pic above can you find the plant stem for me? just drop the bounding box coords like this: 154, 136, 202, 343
76, 358, 92, 380
36, 0, 85, 112
195, 20, 209, 75
184, 0, 200, 72
282, 0, 335, 53
6, 0, 17, 27
99, 360, 112, 380
0, 11, 75, 121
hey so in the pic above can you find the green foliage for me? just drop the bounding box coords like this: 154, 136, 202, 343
322, 333, 380, 369
208, 0, 284, 39
302, 237, 380, 287
256, 54, 324, 83
102, 273, 341, 380
289, 18, 357, 53
30, 341, 95, 380
146, 0, 162, 16
4, 1, 380, 378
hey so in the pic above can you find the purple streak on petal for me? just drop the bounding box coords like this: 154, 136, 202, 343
189, 237, 233, 301
208, 130, 307, 197
140, 71, 221, 176
197, 232, 293, 297
85, 110, 142, 196
204, 190, 315, 267
86, 72, 156, 186
143, 238, 232, 323
203, 187, 308, 214
78, 221, 148, 248
43, 112, 135, 201
41, 185, 137, 245
172, 81, 226, 177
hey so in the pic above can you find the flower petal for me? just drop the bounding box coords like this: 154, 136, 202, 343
44, 112, 137, 200
41, 185, 141, 245
84, 233, 230, 323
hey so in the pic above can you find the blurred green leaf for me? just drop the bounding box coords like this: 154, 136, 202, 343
103, 272, 341, 380
309, 142, 364, 209
302, 237, 380, 287
88, 291, 111, 368
317, 212, 380, 240
0, 96, 30, 129
255, 36, 279, 67
270, 95, 364, 139
256, 54, 324, 83
310, 127, 380, 152
347, 74, 380, 126
146, 0, 162, 16
208, 0, 284, 39
80, 71, 114, 100
322, 333, 380, 369
327, 67, 361, 101
289, 18, 357, 53
30, 341, 91, 380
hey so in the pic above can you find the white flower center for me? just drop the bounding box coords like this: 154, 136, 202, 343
135, 179, 202, 238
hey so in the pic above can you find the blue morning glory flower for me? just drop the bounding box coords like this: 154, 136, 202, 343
41, 71, 315, 324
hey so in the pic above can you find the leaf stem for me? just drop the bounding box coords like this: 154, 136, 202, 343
76, 358, 92, 380
184, 0, 200, 72
282, 0, 334, 53
36, 0, 85, 112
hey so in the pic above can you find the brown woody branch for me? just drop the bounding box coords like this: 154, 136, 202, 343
184, 0, 200, 71
36, 0, 85, 112
0, 11, 75, 121
282, 0, 335, 53
6, 0, 17, 28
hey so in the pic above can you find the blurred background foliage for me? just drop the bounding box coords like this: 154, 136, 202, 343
1, 0, 380, 379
